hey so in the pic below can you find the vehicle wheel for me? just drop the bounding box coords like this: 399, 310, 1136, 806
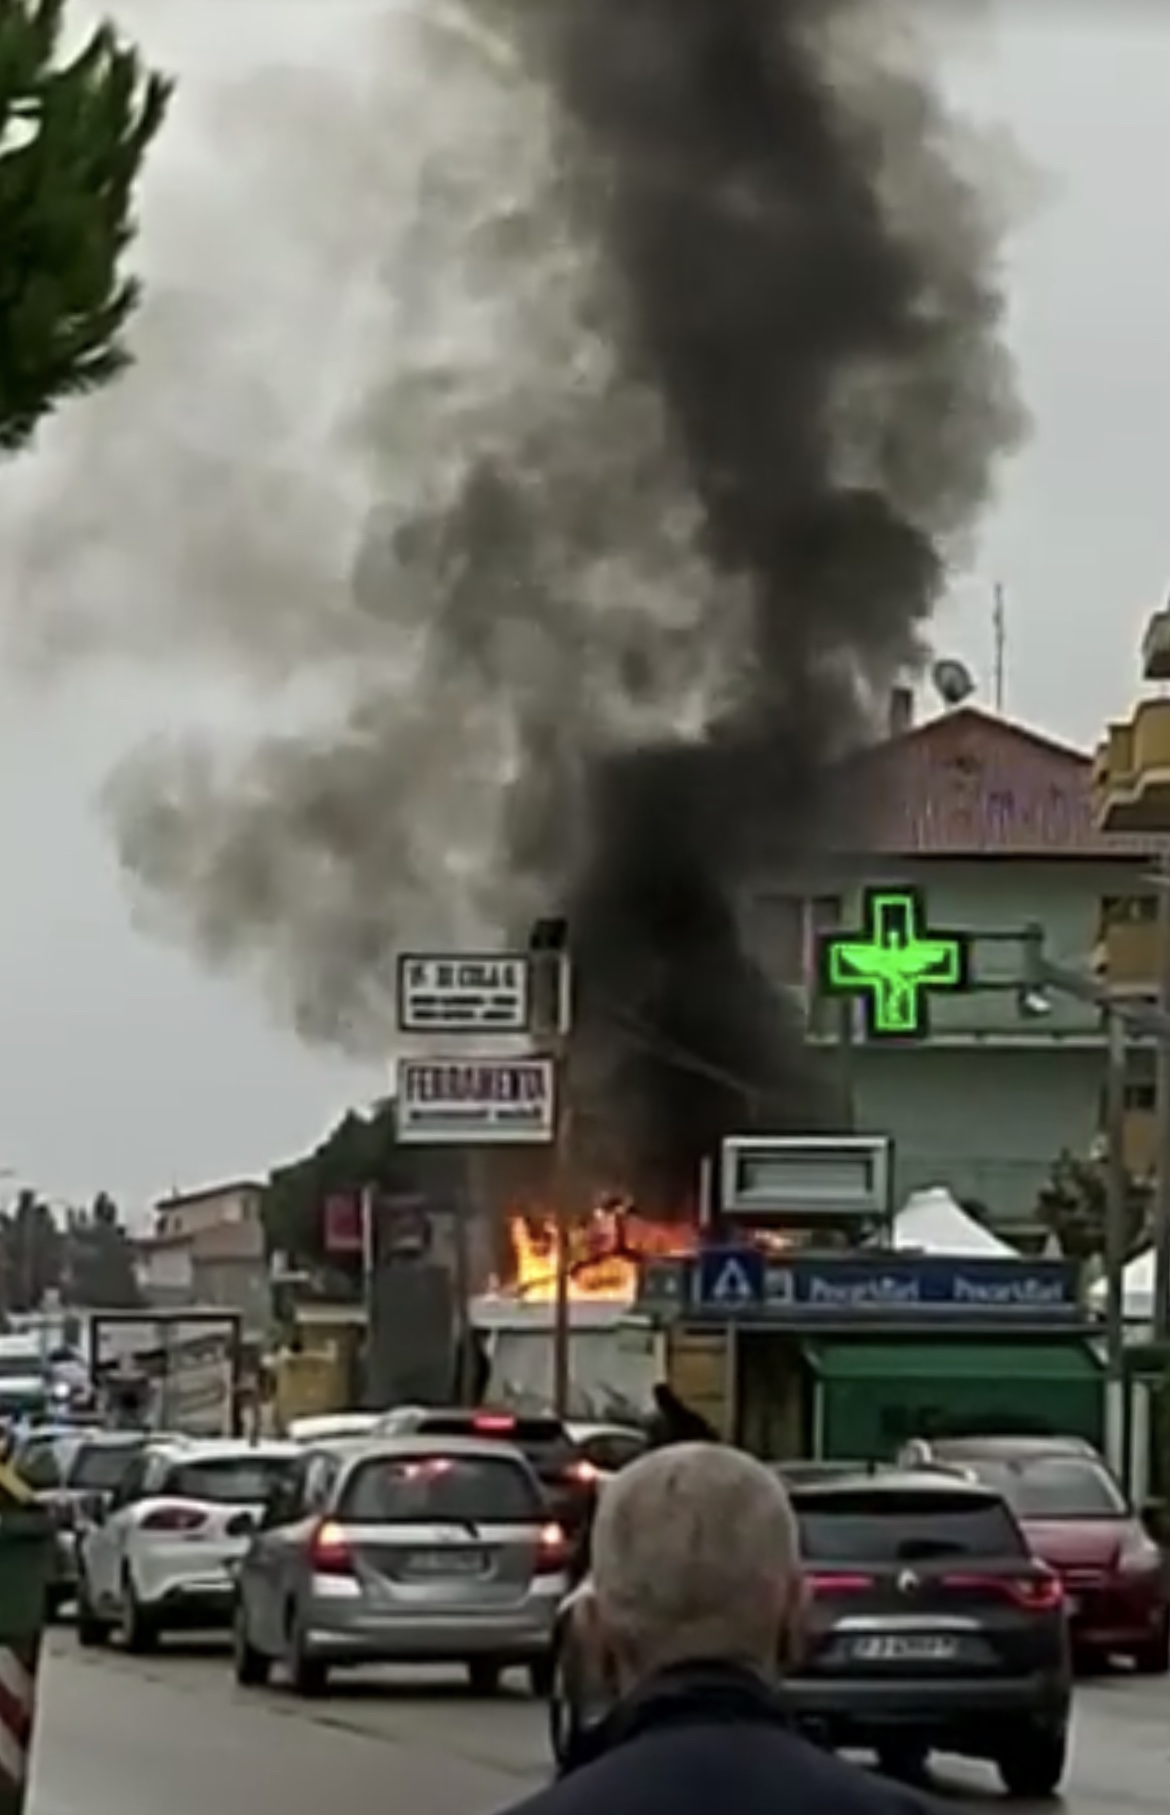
528, 1652, 556, 1698
996, 1723, 1068, 1798
117, 1570, 158, 1655
875, 1739, 929, 1782
467, 1658, 503, 1695
286, 1614, 328, 1697
232, 1601, 271, 1688
75, 1574, 107, 1650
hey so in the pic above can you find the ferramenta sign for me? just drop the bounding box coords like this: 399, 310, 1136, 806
395, 1056, 556, 1144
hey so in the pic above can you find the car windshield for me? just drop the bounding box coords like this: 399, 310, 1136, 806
161, 1456, 297, 1505
67, 1442, 144, 1491
966, 1457, 1127, 1520
340, 1454, 541, 1523
796, 1489, 1025, 1562
15, 1435, 74, 1490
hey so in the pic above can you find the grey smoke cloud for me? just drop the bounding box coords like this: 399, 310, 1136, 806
0, 1, 1024, 1185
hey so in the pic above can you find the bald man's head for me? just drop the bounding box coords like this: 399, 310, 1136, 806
588, 1443, 804, 1684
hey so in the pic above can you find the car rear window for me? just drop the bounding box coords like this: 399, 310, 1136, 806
964, 1458, 1127, 1519
340, 1454, 542, 1523
416, 1415, 576, 1474
15, 1435, 73, 1490
67, 1442, 145, 1491
161, 1457, 297, 1505
795, 1489, 1025, 1563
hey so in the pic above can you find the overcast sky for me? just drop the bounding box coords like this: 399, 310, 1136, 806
0, 2, 1164, 1211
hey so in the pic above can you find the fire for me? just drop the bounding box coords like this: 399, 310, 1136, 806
506, 1204, 697, 1302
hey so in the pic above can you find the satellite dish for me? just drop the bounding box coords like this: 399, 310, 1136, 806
931, 658, 976, 707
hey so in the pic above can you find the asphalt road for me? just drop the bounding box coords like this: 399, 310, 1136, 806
26, 1635, 1170, 1815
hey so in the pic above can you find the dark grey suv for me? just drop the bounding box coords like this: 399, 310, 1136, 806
549, 1469, 1072, 1798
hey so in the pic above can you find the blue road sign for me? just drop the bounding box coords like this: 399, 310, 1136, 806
694, 1247, 765, 1307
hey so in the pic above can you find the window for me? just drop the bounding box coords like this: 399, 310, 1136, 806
1101, 894, 1157, 927
1124, 1080, 1156, 1112
160, 1456, 299, 1505
66, 1442, 146, 1493
417, 1414, 577, 1481
111, 1454, 151, 1507
577, 1431, 647, 1474
14, 1434, 73, 1491
962, 1458, 1126, 1520
339, 1454, 541, 1524
794, 1489, 1024, 1563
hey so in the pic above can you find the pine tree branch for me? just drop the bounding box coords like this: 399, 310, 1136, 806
0, 0, 172, 453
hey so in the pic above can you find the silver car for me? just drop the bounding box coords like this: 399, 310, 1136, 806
76, 1438, 301, 1650
232, 1434, 568, 1696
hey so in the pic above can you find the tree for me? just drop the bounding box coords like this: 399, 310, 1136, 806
263, 1100, 468, 1277
0, 1188, 61, 1312
61, 1193, 140, 1308
0, 0, 172, 453
1035, 1150, 1150, 1265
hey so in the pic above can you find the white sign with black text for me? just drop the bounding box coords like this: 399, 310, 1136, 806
396, 1056, 556, 1144
397, 953, 531, 1034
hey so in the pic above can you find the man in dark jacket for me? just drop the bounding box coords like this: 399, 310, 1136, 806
496, 1443, 935, 1815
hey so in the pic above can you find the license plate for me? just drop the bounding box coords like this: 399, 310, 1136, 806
850, 1633, 959, 1662
404, 1549, 486, 1578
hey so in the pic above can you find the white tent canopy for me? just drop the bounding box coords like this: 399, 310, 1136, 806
888, 1186, 1018, 1258
1087, 1247, 1159, 1323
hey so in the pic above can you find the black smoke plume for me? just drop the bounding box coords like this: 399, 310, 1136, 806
514, 0, 1021, 1199
49, 2, 1020, 1200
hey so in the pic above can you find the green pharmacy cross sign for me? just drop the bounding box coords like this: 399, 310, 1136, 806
818, 887, 972, 1040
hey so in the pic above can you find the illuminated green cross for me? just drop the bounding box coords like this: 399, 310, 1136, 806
817, 888, 970, 1040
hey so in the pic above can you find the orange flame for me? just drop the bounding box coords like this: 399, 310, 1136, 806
506, 1205, 696, 1302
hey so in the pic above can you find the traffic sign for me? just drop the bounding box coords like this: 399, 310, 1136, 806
395, 1056, 556, 1144
694, 1247, 764, 1307
397, 953, 531, 1034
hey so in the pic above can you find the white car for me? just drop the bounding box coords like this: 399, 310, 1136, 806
75, 1438, 301, 1651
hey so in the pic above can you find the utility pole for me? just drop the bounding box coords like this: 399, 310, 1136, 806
992, 582, 1007, 714
1104, 1011, 1128, 1396
526, 921, 573, 1419
1155, 852, 1170, 1340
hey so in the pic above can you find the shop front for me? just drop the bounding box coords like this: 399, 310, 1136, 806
635, 1249, 1105, 1462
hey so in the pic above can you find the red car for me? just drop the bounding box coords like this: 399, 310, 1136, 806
921, 1438, 1168, 1673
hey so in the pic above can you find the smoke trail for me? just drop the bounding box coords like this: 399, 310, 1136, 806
4, 1, 1022, 1191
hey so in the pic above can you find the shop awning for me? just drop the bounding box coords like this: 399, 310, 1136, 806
803, 1339, 1103, 1383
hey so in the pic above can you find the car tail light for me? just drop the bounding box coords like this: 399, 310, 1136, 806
308, 1518, 353, 1575
535, 1522, 568, 1574
942, 1570, 1064, 1611
807, 1572, 874, 1595
141, 1502, 207, 1533
472, 1414, 516, 1434
564, 1459, 599, 1487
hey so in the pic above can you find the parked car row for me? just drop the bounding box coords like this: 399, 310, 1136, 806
19, 1406, 647, 1698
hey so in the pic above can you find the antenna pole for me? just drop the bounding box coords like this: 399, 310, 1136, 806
992, 583, 1007, 713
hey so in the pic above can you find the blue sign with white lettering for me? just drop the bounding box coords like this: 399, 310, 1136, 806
674, 1251, 1080, 1319
695, 1247, 765, 1306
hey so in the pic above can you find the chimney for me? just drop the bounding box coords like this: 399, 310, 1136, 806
887, 686, 914, 739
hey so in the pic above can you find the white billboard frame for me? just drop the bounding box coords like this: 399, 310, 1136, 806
397, 952, 532, 1034
395, 1055, 556, 1145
